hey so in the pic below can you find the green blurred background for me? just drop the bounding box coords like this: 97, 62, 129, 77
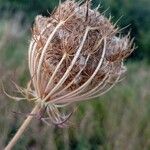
0, 0, 149, 149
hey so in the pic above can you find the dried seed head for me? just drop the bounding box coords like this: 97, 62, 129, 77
27, 0, 134, 125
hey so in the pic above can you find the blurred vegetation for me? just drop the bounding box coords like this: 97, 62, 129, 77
0, 0, 150, 149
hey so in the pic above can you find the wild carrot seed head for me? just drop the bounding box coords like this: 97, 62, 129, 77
27, 0, 134, 125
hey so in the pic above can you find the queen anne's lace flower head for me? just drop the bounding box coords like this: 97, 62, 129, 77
26, 0, 134, 126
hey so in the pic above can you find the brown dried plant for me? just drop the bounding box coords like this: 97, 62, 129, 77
4, 0, 134, 149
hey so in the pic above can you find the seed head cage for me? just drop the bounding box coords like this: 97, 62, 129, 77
8, 0, 134, 126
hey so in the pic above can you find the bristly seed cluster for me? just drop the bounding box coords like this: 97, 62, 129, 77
9, 0, 135, 127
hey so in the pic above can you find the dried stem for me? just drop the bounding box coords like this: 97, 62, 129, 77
4, 104, 40, 150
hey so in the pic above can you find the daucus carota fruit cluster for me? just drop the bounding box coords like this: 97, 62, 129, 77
7, 0, 134, 127
27, 0, 134, 126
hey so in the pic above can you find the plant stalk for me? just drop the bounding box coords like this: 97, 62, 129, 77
4, 104, 40, 150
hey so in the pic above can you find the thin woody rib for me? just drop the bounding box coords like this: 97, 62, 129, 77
44, 53, 67, 93
51, 37, 105, 98
30, 23, 60, 94
56, 74, 121, 104
28, 39, 35, 70
75, 74, 121, 102
51, 71, 109, 103
29, 23, 53, 73
51, 54, 91, 98
42, 26, 91, 102
36, 21, 65, 96
50, 37, 107, 103
35, 11, 77, 97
